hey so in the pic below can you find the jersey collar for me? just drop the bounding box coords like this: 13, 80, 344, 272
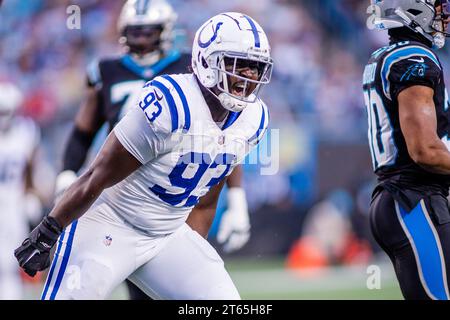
120, 50, 181, 80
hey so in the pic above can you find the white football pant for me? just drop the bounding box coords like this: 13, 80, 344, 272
40, 208, 240, 300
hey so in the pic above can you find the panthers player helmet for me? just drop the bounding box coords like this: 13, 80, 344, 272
0, 82, 23, 132
367, 0, 450, 49
192, 12, 273, 112
118, 0, 177, 62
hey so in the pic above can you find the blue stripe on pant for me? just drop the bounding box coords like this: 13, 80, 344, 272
41, 221, 78, 300
41, 229, 67, 300
396, 200, 449, 300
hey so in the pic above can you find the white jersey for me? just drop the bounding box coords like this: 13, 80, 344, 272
0, 117, 40, 212
94, 73, 269, 235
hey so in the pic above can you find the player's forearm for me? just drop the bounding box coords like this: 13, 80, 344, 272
226, 165, 242, 188
52, 132, 142, 228
410, 141, 450, 175
49, 169, 104, 228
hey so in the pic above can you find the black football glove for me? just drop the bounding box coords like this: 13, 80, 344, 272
14, 216, 62, 277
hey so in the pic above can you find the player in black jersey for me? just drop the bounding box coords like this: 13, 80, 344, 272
364, 0, 450, 299
56, 0, 251, 300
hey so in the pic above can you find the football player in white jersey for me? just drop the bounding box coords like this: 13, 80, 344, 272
0, 82, 42, 299
56, 0, 252, 300
56, 0, 250, 266
15, 12, 273, 300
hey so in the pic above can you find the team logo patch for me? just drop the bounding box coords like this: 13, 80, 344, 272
198, 21, 224, 48
400, 63, 428, 81
103, 235, 112, 247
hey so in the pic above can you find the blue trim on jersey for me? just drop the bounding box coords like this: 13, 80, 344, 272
445, 89, 450, 112
41, 230, 67, 300
243, 15, 260, 48
381, 46, 440, 99
49, 221, 78, 300
86, 60, 101, 86
151, 79, 179, 132
372, 45, 390, 60
120, 51, 181, 80
398, 202, 449, 300
161, 75, 191, 131
222, 111, 242, 130
248, 103, 266, 144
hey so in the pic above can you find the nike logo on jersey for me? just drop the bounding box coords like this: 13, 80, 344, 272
155, 89, 163, 101
408, 57, 425, 63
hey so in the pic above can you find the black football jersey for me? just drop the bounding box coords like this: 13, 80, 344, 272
363, 40, 450, 187
86, 50, 191, 131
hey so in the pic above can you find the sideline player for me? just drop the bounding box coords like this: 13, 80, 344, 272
365, 0, 450, 299
56, 0, 251, 299
0, 82, 42, 299
15, 12, 273, 300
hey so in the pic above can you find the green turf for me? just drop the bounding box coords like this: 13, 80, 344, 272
224, 256, 403, 300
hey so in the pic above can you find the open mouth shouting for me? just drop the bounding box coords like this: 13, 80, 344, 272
231, 81, 247, 96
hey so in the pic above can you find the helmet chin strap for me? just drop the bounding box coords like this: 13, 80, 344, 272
201, 83, 247, 113
218, 92, 247, 112
432, 18, 447, 48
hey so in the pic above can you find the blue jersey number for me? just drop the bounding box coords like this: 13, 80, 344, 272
150, 152, 235, 207
139, 90, 163, 122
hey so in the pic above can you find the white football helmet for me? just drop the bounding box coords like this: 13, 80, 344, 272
118, 0, 177, 62
0, 82, 22, 132
192, 12, 273, 112
367, 0, 450, 49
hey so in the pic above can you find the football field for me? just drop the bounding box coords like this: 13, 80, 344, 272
24, 257, 403, 300
225, 257, 402, 300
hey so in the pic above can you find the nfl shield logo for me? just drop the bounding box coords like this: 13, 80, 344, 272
218, 135, 225, 145
103, 235, 112, 246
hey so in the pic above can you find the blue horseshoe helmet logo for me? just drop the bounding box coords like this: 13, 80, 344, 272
198, 21, 224, 48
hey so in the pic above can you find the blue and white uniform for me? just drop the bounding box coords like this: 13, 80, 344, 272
41, 73, 269, 300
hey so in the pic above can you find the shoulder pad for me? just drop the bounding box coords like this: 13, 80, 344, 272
139, 74, 192, 135
380, 44, 441, 100
247, 99, 269, 146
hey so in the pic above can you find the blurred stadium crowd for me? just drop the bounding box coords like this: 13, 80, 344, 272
3, 0, 447, 268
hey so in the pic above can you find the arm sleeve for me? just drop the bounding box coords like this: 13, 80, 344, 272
62, 127, 96, 172
388, 55, 441, 100
113, 82, 174, 164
